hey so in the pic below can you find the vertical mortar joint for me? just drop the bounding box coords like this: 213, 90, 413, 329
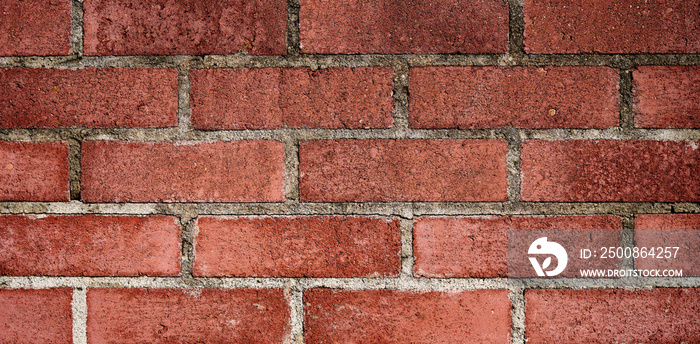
392, 61, 410, 133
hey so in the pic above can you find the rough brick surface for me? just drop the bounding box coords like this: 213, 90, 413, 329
191, 67, 394, 130
300, 0, 509, 54
0, 68, 178, 128
194, 216, 400, 277
0, 215, 181, 276
88, 288, 290, 343
524, 0, 700, 53
81, 140, 285, 202
414, 215, 621, 278
633, 66, 700, 128
410, 67, 619, 129
521, 140, 700, 202
305, 289, 511, 343
526, 288, 700, 343
83, 0, 287, 55
0, 0, 71, 56
0, 288, 73, 344
635, 214, 700, 276
0, 141, 69, 201
299, 139, 507, 202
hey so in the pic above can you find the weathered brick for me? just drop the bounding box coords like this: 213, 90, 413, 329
0, 0, 71, 56
194, 216, 400, 277
521, 140, 700, 202
526, 288, 700, 343
410, 67, 619, 129
0, 215, 181, 276
633, 66, 700, 128
414, 215, 621, 278
635, 214, 700, 276
299, 139, 507, 202
87, 288, 290, 343
0, 288, 73, 344
81, 140, 285, 202
83, 0, 287, 55
190, 67, 394, 129
524, 0, 700, 53
0, 68, 177, 128
305, 289, 511, 343
0, 141, 69, 201
300, 0, 508, 54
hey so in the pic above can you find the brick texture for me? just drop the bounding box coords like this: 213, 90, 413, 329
0, 288, 73, 344
0, 215, 181, 276
300, 0, 509, 54
0, 0, 71, 56
0, 141, 69, 201
521, 140, 700, 202
526, 288, 700, 343
81, 140, 285, 202
190, 67, 394, 129
635, 214, 700, 276
414, 215, 621, 278
524, 0, 700, 53
0, 68, 178, 128
299, 139, 507, 202
305, 289, 511, 343
87, 288, 290, 343
633, 66, 700, 128
410, 66, 619, 129
83, 0, 287, 55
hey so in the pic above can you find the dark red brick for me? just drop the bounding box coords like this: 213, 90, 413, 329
410, 67, 619, 129
635, 214, 700, 276
88, 288, 290, 343
194, 216, 400, 277
0, 288, 73, 344
521, 140, 700, 202
81, 140, 285, 202
0, 215, 181, 276
305, 289, 511, 343
299, 139, 507, 202
190, 67, 394, 130
0, 68, 177, 128
414, 215, 621, 278
524, 0, 700, 53
526, 288, 700, 343
0, 0, 71, 56
0, 141, 69, 201
300, 0, 508, 54
633, 66, 700, 128
83, 0, 287, 55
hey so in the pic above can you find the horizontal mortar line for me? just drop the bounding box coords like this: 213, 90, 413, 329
1, 276, 698, 290
1, 128, 700, 142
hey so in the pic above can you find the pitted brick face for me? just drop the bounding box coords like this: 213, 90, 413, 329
0, 0, 71, 56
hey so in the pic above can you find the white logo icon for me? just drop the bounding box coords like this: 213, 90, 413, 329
528, 237, 568, 277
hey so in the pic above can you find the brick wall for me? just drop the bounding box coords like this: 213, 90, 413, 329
1, 0, 698, 343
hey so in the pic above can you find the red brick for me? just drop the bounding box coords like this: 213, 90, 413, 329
81, 140, 285, 202
87, 288, 290, 343
299, 139, 507, 202
194, 216, 400, 277
526, 288, 700, 343
633, 66, 700, 128
521, 140, 700, 202
414, 215, 621, 278
0, 68, 177, 128
0, 0, 71, 56
0, 288, 73, 344
190, 67, 394, 130
524, 0, 700, 53
0, 215, 180, 276
83, 0, 287, 55
305, 289, 511, 343
300, 0, 508, 54
635, 214, 700, 276
410, 67, 619, 129
0, 141, 69, 201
